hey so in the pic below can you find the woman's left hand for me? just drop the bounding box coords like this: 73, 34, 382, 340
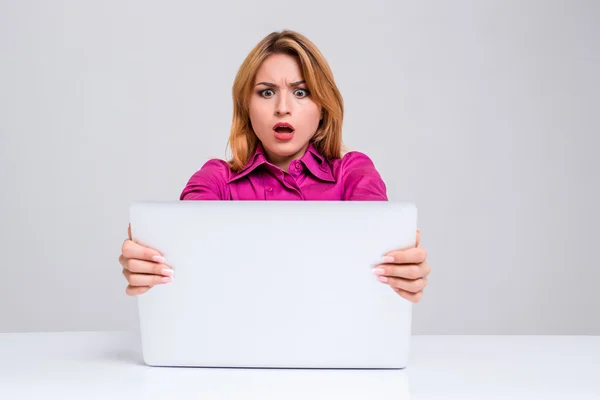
373, 229, 430, 303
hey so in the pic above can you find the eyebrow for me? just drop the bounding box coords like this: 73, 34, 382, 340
254, 80, 306, 88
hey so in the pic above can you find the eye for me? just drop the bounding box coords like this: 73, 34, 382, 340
294, 88, 310, 98
259, 89, 274, 98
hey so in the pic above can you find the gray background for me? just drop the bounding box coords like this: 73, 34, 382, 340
0, 0, 598, 335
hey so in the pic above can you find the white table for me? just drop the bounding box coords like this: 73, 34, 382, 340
0, 331, 598, 399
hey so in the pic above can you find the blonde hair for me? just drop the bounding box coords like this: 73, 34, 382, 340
227, 30, 344, 171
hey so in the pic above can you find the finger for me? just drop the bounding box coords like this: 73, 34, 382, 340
416, 229, 420, 247
122, 257, 173, 276
126, 284, 151, 296
378, 275, 427, 293
122, 239, 164, 263
383, 247, 427, 265
373, 263, 429, 280
122, 269, 172, 287
392, 287, 423, 303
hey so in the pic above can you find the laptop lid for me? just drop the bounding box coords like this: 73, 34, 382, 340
129, 201, 417, 369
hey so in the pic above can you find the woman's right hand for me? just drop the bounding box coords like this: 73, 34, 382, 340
119, 224, 174, 296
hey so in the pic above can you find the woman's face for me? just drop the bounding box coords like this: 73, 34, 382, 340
248, 53, 322, 171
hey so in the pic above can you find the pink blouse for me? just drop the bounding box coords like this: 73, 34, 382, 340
180, 142, 388, 201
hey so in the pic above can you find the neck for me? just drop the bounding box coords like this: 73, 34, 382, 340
265, 143, 310, 172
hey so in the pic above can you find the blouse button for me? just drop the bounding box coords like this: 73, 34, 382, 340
267, 187, 273, 192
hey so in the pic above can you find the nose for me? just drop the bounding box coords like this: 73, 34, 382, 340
275, 92, 291, 116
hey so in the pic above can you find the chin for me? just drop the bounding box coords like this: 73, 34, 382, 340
266, 144, 302, 158
264, 137, 307, 156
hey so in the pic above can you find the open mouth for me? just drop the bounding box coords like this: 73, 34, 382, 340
273, 122, 295, 140
274, 126, 294, 134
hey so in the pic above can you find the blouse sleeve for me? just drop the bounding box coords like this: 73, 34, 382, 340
340, 151, 388, 201
179, 159, 230, 200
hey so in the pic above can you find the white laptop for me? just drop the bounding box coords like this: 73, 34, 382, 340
129, 201, 417, 369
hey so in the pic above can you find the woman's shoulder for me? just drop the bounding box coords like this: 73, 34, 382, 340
329, 148, 387, 200
180, 158, 232, 200
198, 158, 232, 175
331, 149, 381, 173
187, 158, 233, 182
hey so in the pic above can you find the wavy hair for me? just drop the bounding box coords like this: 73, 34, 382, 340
227, 30, 344, 171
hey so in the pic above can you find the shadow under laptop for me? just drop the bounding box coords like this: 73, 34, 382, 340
134, 365, 411, 399
97, 334, 411, 398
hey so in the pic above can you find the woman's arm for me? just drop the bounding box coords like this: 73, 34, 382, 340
179, 159, 230, 200
340, 152, 388, 201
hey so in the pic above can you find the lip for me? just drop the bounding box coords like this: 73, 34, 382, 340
272, 122, 295, 131
272, 122, 295, 141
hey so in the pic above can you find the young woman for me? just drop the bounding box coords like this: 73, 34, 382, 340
119, 30, 430, 302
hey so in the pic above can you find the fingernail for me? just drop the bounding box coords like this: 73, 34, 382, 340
378, 276, 388, 283
372, 267, 385, 275
161, 268, 174, 276
382, 256, 394, 263
152, 255, 165, 263
161, 276, 172, 283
